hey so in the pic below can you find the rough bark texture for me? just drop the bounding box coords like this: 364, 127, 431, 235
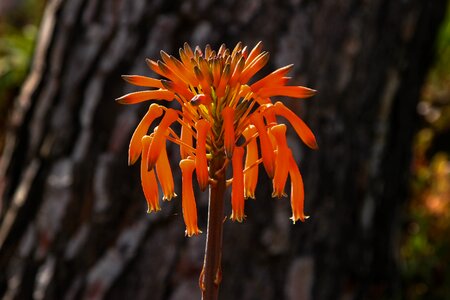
0, 0, 446, 299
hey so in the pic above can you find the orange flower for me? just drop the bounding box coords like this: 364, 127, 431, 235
118, 41, 317, 235
270, 125, 289, 198
288, 153, 308, 223
273, 101, 318, 149
195, 119, 211, 191
155, 139, 177, 201
141, 136, 160, 212
128, 103, 163, 166
146, 109, 179, 170
242, 125, 258, 199
180, 112, 193, 159
231, 146, 245, 222
180, 158, 201, 236
251, 113, 275, 178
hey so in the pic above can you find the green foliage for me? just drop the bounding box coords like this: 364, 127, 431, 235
0, 0, 45, 148
402, 2, 450, 299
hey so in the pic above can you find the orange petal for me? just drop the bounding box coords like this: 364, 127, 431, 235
155, 139, 177, 201
161, 79, 194, 102
180, 114, 193, 159
229, 56, 245, 86
216, 64, 231, 98
258, 86, 316, 99
141, 136, 160, 212
222, 107, 235, 158
250, 113, 275, 178
115, 90, 175, 104
179, 158, 202, 236
273, 102, 318, 149
231, 146, 245, 222
263, 105, 278, 127
121, 75, 164, 88
270, 125, 290, 198
160, 51, 198, 85
128, 104, 163, 166
239, 51, 269, 84
242, 125, 258, 199
245, 41, 263, 67
190, 94, 211, 106
288, 153, 308, 223
194, 66, 212, 95
147, 109, 179, 170
195, 119, 211, 191
212, 58, 222, 87
250, 64, 293, 92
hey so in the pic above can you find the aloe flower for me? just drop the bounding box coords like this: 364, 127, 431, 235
117, 41, 317, 237
118, 41, 318, 299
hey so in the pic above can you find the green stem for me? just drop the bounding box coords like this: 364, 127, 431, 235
201, 155, 226, 300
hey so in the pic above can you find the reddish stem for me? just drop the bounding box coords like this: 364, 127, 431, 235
201, 155, 226, 300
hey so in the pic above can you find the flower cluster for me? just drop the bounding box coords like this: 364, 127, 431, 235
117, 42, 317, 236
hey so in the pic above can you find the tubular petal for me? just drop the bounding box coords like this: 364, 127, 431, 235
273, 102, 318, 149
190, 94, 211, 106
128, 104, 163, 166
180, 159, 201, 236
222, 107, 235, 158
161, 80, 194, 102
195, 119, 211, 191
258, 86, 316, 99
250, 113, 275, 178
263, 105, 277, 127
121, 75, 164, 88
245, 41, 263, 66
141, 136, 160, 212
229, 56, 245, 86
216, 64, 231, 98
147, 109, 179, 170
231, 146, 245, 222
180, 114, 193, 159
156, 140, 177, 201
239, 52, 270, 84
288, 153, 307, 223
242, 126, 258, 199
115, 90, 175, 104
270, 125, 290, 198
250, 64, 293, 92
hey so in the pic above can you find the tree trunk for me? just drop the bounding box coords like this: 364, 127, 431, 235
0, 0, 446, 299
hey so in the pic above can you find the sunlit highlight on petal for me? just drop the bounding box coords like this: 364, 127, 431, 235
115, 90, 175, 104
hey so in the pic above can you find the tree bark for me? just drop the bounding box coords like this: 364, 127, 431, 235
0, 0, 446, 299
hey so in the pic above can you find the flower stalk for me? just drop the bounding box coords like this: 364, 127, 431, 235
201, 153, 226, 300
117, 41, 317, 298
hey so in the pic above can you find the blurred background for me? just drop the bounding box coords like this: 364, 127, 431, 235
0, 0, 449, 299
